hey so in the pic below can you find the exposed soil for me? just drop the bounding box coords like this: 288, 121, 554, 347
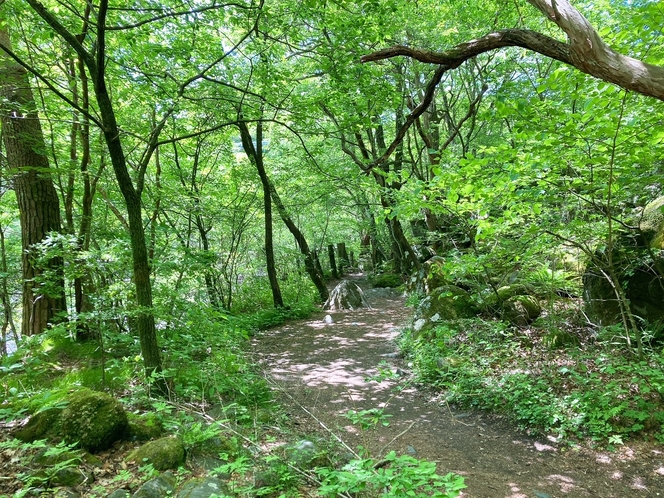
252, 275, 664, 498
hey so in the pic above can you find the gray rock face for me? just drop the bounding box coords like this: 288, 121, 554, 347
323, 280, 371, 310
176, 477, 229, 498
583, 197, 664, 328
132, 473, 176, 498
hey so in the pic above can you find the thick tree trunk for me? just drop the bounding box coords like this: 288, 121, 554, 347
0, 29, 66, 336
238, 120, 284, 308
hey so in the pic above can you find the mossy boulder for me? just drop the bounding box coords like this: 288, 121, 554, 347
127, 412, 163, 442
409, 256, 448, 295
584, 197, 664, 327
640, 196, 664, 248
132, 472, 177, 498
369, 272, 402, 288
60, 389, 128, 452
502, 295, 541, 326
14, 407, 64, 443
126, 436, 186, 471
413, 285, 478, 333
496, 284, 534, 301
176, 477, 229, 498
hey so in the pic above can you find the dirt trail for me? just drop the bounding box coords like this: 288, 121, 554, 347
252, 277, 664, 498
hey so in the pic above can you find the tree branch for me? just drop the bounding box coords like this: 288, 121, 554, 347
362, 7, 664, 103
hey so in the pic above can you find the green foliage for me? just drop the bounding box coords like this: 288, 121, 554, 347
317, 451, 466, 498
369, 273, 403, 288
0, 439, 83, 498
345, 408, 392, 430
400, 318, 664, 443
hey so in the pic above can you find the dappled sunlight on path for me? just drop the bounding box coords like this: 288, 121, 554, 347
252, 279, 664, 497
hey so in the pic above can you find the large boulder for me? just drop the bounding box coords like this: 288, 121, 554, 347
408, 256, 448, 295
323, 280, 371, 310
60, 389, 129, 452
583, 197, 664, 327
412, 285, 478, 333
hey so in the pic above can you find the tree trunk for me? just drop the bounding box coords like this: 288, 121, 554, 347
94, 68, 163, 386
238, 120, 284, 308
0, 28, 66, 336
328, 244, 338, 279
268, 183, 329, 302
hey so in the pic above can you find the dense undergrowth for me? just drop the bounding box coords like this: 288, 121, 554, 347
399, 310, 664, 446
0, 281, 465, 498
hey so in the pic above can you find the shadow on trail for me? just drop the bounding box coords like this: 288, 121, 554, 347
252, 278, 664, 498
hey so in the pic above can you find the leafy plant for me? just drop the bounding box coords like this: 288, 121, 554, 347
345, 408, 392, 430
318, 451, 466, 497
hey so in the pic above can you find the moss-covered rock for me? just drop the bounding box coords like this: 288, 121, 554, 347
132, 472, 177, 498
584, 198, 664, 328
14, 407, 64, 443
50, 466, 89, 487
640, 196, 664, 248
176, 477, 229, 498
126, 436, 186, 471
369, 272, 402, 288
496, 284, 534, 301
408, 256, 448, 295
32, 447, 82, 467
502, 295, 541, 326
413, 285, 478, 333
127, 412, 163, 442
60, 389, 128, 452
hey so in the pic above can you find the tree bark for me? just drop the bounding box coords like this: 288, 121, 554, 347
238, 120, 285, 308
239, 120, 329, 302
17, 0, 165, 386
328, 244, 338, 279
0, 28, 66, 336
362, 2, 664, 102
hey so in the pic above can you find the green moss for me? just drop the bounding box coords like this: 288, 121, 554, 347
126, 436, 186, 471
127, 412, 164, 441
502, 295, 541, 326
640, 196, 664, 248
369, 272, 403, 288
59, 388, 128, 452
496, 284, 533, 301
14, 407, 64, 443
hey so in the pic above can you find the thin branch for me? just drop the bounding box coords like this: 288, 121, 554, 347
0, 42, 103, 128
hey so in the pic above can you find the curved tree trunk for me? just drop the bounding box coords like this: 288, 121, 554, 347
238, 120, 284, 308
0, 28, 66, 336
239, 120, 329, 303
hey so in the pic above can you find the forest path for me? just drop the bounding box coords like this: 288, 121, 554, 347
251, 275, 664, 498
